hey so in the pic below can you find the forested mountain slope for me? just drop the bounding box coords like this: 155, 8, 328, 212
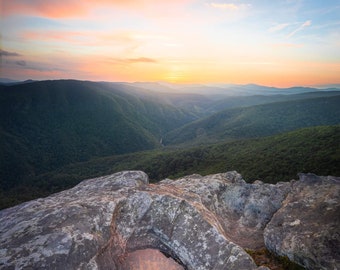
163, 95, 340, 145
203, 91, 340, 115
1, 125, 338, 209
111, 82, 340, 117
1, 80, 339, 210
0, 80, 195, 189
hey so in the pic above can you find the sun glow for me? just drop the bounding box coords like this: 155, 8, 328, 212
1, 1, 339, 86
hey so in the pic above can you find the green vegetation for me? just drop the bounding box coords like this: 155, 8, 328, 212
1, 125, 339, 209
164, 95, 340, 145
0, 80, 338, 270
0, 80, 339, 209
0, 80, 195, 190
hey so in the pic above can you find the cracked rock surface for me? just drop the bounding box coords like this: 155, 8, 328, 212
0, 171, 338, 270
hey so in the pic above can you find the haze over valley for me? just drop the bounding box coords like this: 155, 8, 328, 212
0, 79, 339, 209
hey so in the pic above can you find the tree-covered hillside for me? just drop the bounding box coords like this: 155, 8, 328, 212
163, 95, 340, 145
203, 91, 340, 115
1, 125, 338, 209
0, 80, 195, 190
1, 80, 339, 210
108, 82, 340, 117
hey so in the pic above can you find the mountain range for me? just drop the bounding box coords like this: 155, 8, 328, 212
0, 79, 339, 209
163, 95, 340, 145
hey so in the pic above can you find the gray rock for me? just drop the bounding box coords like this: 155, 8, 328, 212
96, 189, 257, 270
264, 173, 340, 270
0, 171, 259, 270
0, 171, 146, 270
163, 172, 291, 249
0, 171, 338, 270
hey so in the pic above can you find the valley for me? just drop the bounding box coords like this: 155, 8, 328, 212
0, 80, 339, 209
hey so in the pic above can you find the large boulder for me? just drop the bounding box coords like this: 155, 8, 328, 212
264, 173, 340, 270
0, 171, 147, 270
0, 171, 259, 270
163, 172, 291, 249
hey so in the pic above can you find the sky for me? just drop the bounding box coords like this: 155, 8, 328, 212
0, 0, 339, 87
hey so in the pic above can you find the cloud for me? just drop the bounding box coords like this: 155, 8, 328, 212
302, 20, 312, 27
1, 0, 192, 18
287, 20, 312, 38
16, 60, 27, 66
1, 0, 89, 18
1, 0, 135, 18
106, 57, 158, 65
2, 55, 67, 73
209, 2, 250, 10
22, 30, 92, 44
126, 57, 157, 63
26, 65, 65, 72
0, 49, 21, 57
22, 29, 139, 44
268, 23, 290, 33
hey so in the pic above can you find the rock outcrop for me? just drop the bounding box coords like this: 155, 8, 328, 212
264, 173, 340, 270
0, 171, 339, 270
161, 172, 291, 249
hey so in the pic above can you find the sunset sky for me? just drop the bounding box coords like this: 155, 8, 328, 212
1, 0, 339, 86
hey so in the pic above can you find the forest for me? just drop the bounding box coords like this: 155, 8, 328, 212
0, 80, 339, 209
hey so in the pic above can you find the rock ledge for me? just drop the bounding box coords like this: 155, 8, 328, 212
0, 171, 339, 270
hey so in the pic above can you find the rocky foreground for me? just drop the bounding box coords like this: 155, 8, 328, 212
0, 171, 339, 270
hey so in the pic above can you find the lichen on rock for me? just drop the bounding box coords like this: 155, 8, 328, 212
264, 173, 340, 270
0, 171, 338, 270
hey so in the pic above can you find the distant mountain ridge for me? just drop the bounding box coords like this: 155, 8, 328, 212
108, 81, 340, 117
3, 78, 339, 95
163, 94, 340, 145
0, 78, 19, 84
0, 78, 36, 85
124, 81, 340, 97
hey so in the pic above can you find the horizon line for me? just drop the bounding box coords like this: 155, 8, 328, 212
1, 77, 340, 89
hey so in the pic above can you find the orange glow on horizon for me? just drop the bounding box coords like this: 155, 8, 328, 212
1, 1, 339, 87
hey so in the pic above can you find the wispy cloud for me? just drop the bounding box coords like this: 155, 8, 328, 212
287, 20, 312, 38
106, 57, 158, 65
1, 0, 88, 18
15, 60, 27, 66
3, 58, 67, 73
268, 23, 290, 33
0, 49, 22, 57
209, 2, 250, 10
25, 64, 66, 72
2, 0, 192, 18
21, 29, 139, 50
126, 57, 157, 64
1, 0, 339, 86
22, 30, 93, 45
2, 0, 138, 18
